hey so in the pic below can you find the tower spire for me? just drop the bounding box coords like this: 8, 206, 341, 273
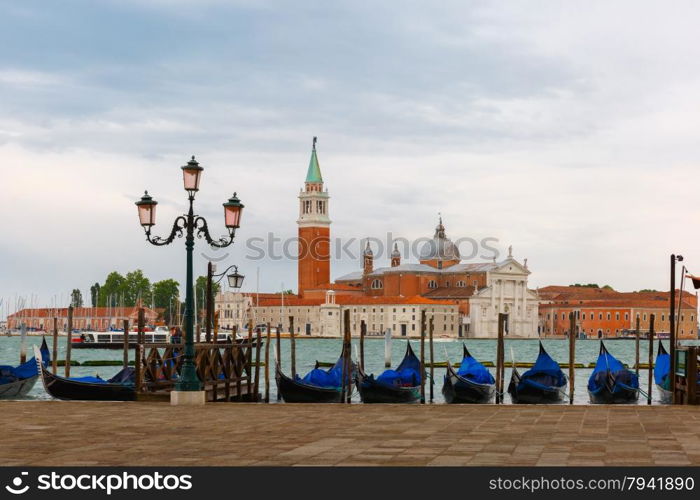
306, 136, 323, 184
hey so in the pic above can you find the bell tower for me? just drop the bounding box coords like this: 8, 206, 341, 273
297, 137, 331, 296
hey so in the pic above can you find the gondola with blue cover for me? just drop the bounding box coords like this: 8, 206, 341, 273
442, 345, 495, 404
276, 345, 352, 403
355, 342, 422, 403
508, 342, 567, 404
587, 341, 639, 404
34, 346, 136, 401
0, 338, 50, 398
654, 342, 672, 404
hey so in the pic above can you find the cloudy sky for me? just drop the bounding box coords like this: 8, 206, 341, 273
3, 1, 700, 310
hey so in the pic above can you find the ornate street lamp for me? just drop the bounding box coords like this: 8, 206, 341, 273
205, 263, 245, 342
136, 156, 244, 393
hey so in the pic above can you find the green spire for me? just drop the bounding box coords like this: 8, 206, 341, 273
305, 136, 323, 183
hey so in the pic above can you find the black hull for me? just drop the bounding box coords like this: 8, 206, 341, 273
355, 370, 420, 404
442, 365, 495, 404
0, 376, 38, 399
40, 366, 135, 401
508, 369, 566, 404
588, 385, 639, 404
275, 366, 342, 403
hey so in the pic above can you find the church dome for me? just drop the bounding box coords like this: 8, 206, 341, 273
419, 217, 460, 262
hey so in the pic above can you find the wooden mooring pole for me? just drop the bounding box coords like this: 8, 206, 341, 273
569, 312, 576, 404
496, 313, 505, 404
65, 305, 73, 377
342, 309, 352, 404
647, 314, 655, 405
265, 322, 271, 403
635, 316, 641, 377
384, 326, 392, 368
136, 308, 145, 393
122, 319, 129, 370
420, 310, 426, 404
247, 319, 253, 399
360, 320, 366, 372
289, 316, 296, 377
19, 323, 27, 364
429, 316, 434, 403
276, 323, 282, 401
51, 317, 58, 374
254, 328, 262, 402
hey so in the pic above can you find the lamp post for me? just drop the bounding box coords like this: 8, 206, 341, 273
670, 254, 683, 404
136, 156, 244, 395
206, 263, 245, 342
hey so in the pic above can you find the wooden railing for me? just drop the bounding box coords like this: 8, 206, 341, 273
135, 338, 262, 402
674, 346, 698, 405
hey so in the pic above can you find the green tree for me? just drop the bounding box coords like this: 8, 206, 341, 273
70, 289, 83, 308
123, 270, 152, 306
98, 271, 126, 307
153, 279, 180, 324
90, 282, 101, 307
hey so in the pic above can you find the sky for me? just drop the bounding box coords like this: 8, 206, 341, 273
2, 0, 700, 311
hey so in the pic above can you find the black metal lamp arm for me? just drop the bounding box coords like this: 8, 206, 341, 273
144, 216, 187, 246
194, 217, 235, 248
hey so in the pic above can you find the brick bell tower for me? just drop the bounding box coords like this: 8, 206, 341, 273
297, 137, 331, 296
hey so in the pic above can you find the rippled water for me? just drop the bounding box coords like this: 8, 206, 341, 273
2, 336, 697, 404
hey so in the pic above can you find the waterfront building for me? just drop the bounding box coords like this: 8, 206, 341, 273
227, 139, 538, 338
537, 286, 699, 339
6, 306, 159, 331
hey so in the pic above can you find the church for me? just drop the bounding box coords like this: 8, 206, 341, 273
233, 139, 540, 338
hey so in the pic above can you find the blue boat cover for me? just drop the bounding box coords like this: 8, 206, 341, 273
457, 355, 495, 385
519, 346, 566, 390
375, 344, 421, 387
0, 340, 51, 384
654, 348, 670, 388
588, 344, 639, 392
296, 353, 348, 389
69, 376, 106, 384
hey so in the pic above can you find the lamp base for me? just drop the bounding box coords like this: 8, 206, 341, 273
170, 390, 206, 406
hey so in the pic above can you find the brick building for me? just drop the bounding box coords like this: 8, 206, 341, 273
538, 286, 698, 339
6, 306, 160, 332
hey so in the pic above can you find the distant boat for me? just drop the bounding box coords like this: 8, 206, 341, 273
587, 342, 639, 404
355, 342, 422, 404
508, 342, 567, 404
442, 345, 495, 404
0, 338, 50, 399
71, 326, 171, 349
276, 345, 352, 403
654, 342, 671, 404
34, 346, 136, 401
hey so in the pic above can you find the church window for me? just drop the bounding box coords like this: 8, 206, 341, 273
615, 312, 620, 321
607, 313, 611, 320
456, 281, 465, 287
473, 280, 478, 289
445, 281, 450, 287
428, 280, 437, 289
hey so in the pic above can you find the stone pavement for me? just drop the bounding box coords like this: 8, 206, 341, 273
1, 402, 699, 466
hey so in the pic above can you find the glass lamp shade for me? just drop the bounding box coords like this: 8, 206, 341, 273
223, 192, 244, 228
181, 156, 204, 192
135, 191, 157, 227
227, 270, 245, 289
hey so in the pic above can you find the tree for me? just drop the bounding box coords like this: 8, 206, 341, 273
98, 271, 126, 307
123, 270, 152, 307
90, 282, 101, 307
70, 289, 83, 308
153, 279, 180, 325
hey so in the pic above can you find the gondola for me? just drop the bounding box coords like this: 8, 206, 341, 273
508, 342, 567, 404
356, 342, 422, 403
275, 347, 353, 403
0, 338, 50, 399
34, 346, 136, 401
587, 341, 639, 404
654, 342, 672, 404
442, 345, 495, 404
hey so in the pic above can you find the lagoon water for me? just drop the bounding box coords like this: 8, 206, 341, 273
2, 336, 697, 404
